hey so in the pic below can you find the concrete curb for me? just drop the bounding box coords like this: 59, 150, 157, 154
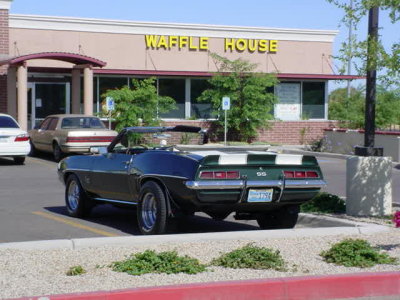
0, 214, 390, 250
15, 272, 400, 300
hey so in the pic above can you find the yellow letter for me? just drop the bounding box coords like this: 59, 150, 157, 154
179, 36, 188, 48
169, 36, 178, 48
145, 35, 158, 49
269, 40, 278, 52
248, 39, 257, 52
258, 40, 267, 52
157, 35, 168, 49
199, 37, 209, 50
189, 37, 198, 50
236, 39, 247, 52
225, 38, 235, 51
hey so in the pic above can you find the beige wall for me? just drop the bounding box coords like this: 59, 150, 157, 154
9, 28, 333, 74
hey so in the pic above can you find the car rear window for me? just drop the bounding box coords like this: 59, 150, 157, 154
61, 117, 106, 129
0, 116, 19, 128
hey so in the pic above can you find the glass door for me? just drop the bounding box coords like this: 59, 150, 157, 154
29, 82, 70, 129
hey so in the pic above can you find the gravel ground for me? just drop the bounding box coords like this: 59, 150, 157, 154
1, 222, 399, 299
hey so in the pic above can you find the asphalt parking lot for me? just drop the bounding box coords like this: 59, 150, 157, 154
0, 153, 399, 243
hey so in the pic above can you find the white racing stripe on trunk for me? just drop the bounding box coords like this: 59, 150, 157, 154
189, 151, 226, 157
275, 154, 303, 165
218, 154, 248, 165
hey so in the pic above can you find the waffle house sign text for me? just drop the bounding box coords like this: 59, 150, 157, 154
145, 35, 278, 53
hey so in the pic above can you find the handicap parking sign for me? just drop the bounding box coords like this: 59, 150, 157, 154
106, 97, 115, 111
222, 96, 230, 110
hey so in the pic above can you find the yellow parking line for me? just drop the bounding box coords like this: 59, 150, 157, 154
32, 211, 119, 237
28, 157, 56, 168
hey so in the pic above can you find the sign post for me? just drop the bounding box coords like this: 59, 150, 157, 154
105, 97, 115, 130
222, 96, 230, 146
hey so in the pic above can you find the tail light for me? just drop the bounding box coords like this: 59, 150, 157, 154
199, 171, 240, 179
284, 170, 319, 178
66, 136, 114, 143
14, 134, 29, 142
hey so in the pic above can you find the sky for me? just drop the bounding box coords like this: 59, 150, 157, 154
8, 0, 400, 90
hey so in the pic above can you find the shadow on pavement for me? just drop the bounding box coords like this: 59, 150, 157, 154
44, 205, 259, 236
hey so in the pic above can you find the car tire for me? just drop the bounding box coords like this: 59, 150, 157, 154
29, 140, 37, 157
256, 205, 300, 230
13, 156, 25, 165
53, 142, 64, 162
137, 181, 168, 235
65, 174, 93, 218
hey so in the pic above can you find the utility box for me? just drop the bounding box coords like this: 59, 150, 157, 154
346, 156, 392, 216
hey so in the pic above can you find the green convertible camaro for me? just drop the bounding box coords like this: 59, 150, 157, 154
57, 125, 326, 235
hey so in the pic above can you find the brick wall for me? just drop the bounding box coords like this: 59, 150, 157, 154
0, 8, 9, 113
163, 120, 338, 145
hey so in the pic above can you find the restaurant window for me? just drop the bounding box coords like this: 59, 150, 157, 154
302, 82, 325, 119
274, 82, 301, 121
191, 79, 212, 119
158, 78, 185, 118
98, 76, 128, 112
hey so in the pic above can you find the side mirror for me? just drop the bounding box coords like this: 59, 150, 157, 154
90, 146, 107, 155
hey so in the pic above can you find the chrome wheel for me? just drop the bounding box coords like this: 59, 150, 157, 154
141, 192, 158, 231
137, 181, 167, 235
67, 180, 79, 211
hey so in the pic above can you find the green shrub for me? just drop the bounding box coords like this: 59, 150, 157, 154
321, 239, 397, 268
66, 265, 86, 276
111, 250, 207, 276
211, 244, 286, 271
301, 192, 345, 213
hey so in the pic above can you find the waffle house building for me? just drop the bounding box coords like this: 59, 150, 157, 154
0, 0, 358, 144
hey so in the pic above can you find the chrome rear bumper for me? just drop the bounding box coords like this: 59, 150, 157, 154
185, 179, 326, 190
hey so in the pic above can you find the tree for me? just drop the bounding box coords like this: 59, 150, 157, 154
329, 86, 400, 129
103, 78, 176, 132
327, 0, 400, 86
197, 53, 277, 142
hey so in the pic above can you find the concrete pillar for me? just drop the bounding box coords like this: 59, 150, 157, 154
71, 68, 81, 114
346, 156, 392, 216
17, 63, 27, 131
83, 66, 93, 116
7, 65, 16, 118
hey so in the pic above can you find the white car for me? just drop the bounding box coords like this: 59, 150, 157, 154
0, 114, 31, 164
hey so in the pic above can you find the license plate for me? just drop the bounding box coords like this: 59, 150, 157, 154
0, 137, 8, 143
247, 189, 273, 203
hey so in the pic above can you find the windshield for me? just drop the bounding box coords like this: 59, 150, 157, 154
112, 131, 202, 152
0, 116, 19, 128
61, 117, 106, 129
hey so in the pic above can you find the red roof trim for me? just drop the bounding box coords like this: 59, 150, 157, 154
25, 67, 363, 80
0, 52, 106, 67
94, 69, 364, 80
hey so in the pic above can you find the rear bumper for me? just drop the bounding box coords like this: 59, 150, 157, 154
60, 143, 110, 154
0, 143, 30, 157
185, 179, 326, 190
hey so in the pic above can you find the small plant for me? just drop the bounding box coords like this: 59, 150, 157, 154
211, 244, 287, 271
110, 250, 207, 276
299, 127, 309, 145
308, 138, 326, 152
320, 239, 397, 268
180, 133, 197, 145
300, 192, 345, 214
393, 211, 400, 228
66, 265, 86, 276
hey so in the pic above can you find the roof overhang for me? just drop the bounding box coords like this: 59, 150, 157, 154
0, 52, 106, 67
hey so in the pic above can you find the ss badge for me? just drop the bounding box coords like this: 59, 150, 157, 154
256, 171, 267, 177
